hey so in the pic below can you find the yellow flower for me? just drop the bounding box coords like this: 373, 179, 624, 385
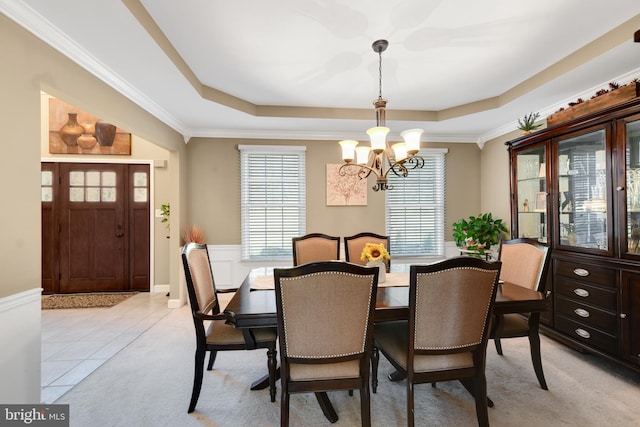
360, 242, 390, 262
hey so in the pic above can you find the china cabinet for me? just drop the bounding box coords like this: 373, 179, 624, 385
507, 98, 640, 373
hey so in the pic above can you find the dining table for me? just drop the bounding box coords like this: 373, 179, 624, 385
223, 264, 550, 422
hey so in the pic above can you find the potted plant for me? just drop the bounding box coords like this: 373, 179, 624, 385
452, 213, 508, 255
517, 112, 542, 134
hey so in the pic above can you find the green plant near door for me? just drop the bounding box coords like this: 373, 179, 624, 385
160, 203, 170, 229
452, 213, 508, 254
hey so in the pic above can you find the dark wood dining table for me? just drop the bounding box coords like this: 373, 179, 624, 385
223, 266, 549, 421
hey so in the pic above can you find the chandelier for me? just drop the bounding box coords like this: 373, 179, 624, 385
338, 39, 425, 191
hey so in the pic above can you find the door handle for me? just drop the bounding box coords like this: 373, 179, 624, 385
116, 224, 124, 238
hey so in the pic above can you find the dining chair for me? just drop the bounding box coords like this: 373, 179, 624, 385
372, 257, 501, 427
344, 232, 390, 272
181, 243, 277, 413
292, 233, 340, 266
273, 261, 379, 427
491, 238, 551, 390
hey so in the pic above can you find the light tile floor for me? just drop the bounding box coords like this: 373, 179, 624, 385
40, 291, 234, 404
40, 292, 172, 404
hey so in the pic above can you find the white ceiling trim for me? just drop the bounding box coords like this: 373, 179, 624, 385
0, 0, 188, 136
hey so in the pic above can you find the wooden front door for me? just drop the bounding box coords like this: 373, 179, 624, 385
41, 162, 150, 293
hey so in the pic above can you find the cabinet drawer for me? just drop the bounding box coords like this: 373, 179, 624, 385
555, 279, 616, 310
555, 296, 617, 333
554, 260, 615, 287
555, 316, 617, 355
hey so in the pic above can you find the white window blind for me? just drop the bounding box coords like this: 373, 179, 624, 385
240, 145, 306, 261
386, 148, 447, 256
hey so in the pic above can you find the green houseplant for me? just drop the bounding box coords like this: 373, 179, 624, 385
452, 213, 508, 254
517, 112, 542, 134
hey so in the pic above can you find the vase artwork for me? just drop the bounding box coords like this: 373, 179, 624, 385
59, 112, 83, 146
367, 260, 386, 283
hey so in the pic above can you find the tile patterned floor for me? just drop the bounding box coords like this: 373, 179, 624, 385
40, 292, 171, 404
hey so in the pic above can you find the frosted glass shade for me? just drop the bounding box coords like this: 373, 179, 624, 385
392, 142, 408, 162
339, 139, 358, 162
367, 127, 390, 153
400, 128, 423, 154
355, 146, 371, 164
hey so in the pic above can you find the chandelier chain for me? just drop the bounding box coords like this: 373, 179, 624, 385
378, 49, 383, 99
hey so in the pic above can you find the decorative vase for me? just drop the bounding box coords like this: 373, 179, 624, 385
77, 133, 98, 150
81, 121, 95, 135
95, 120, 116, 146
367, 260, 386, 283
59, 112, 83, 146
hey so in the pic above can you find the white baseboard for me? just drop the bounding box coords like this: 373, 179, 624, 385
167, 298, 184, 309
153, 284, 170, 294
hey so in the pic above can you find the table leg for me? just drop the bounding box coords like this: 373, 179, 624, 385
388, 369, 406, 381
250, 367, 281, 390
315, 392, 338, 423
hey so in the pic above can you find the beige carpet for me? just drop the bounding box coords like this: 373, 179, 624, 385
51, 302, 640, 426
42, 292, 137, 309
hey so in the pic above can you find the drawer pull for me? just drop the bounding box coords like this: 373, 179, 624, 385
575, 328, 591, 339
573, 288, 590, 298
573, 268, 589, 277
621, 313, 627, 319
574, 308, 590, 318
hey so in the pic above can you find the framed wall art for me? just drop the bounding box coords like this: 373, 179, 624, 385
48, 98, 131, 155
326, 163, 367, 206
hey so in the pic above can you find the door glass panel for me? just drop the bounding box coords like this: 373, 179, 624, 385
134, 188, 147, 202
626, 120, 640, 254
69, 171, 84, 186
102, 188, 116, 202
515, 145, 546, 241
86, 171, 100, 186
102, 171, 116, 187
133, 172, 147, 186
41, 171, 53, 202
557, 129, 607, 249
70, 187, 84, 202
86, 187, 100, 202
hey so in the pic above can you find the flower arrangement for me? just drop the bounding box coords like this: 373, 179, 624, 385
361, 242, 390, 263
182, 225, 205, 244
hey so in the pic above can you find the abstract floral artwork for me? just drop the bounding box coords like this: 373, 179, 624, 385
326, 163, 367, 206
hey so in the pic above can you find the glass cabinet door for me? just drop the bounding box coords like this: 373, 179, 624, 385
625, 119, 640, 256
515, 145, 547, 242
557, 128, 609, 251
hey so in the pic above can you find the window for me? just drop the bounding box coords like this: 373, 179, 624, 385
240, 145, 306, 261
386, 148, 447, 256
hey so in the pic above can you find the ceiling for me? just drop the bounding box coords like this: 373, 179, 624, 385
3, 0, 640, 145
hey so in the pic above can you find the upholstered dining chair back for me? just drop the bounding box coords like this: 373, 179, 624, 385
274, 261, 379, 426
498, 238, 550, 291
183, 243, 220, 331
411, 259, 501, 353
344, 232, 390, 272
292, 233, 340, 266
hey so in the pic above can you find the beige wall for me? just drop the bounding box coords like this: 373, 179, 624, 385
186, 138, 483, 244
0, 13, 186, 298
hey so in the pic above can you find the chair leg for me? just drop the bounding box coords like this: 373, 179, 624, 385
471, 376, 490, 427
360, 384, 371, 427
407, 380, 415, 427
528, 322, 548, 390
371, 345, 379, 393
207, 350, 217, 370
267, 345, 277, 402
188, 347, 206, 413
492, 314, 505, 356
281, 387, 290, 427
